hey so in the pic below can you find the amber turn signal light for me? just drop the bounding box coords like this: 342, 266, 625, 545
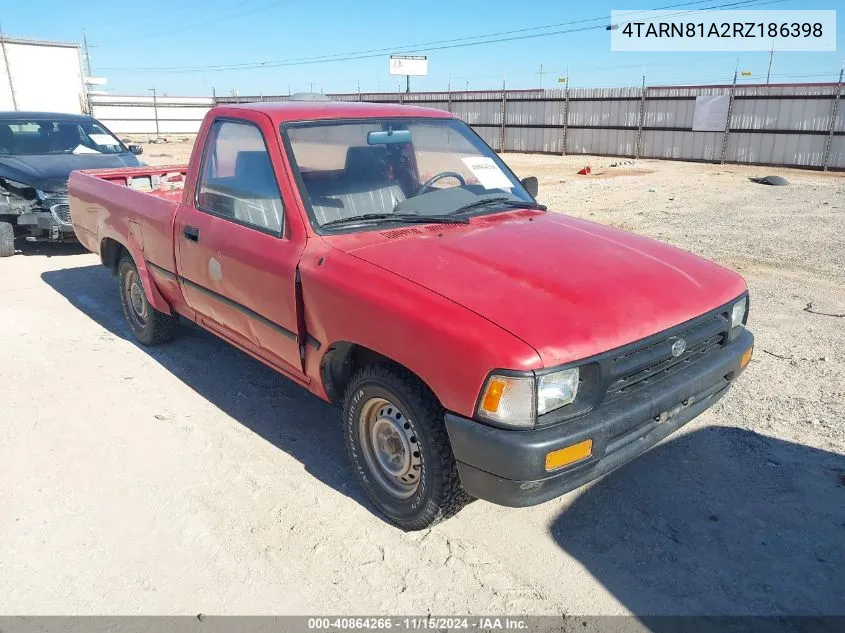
740, 346, 753, 369
481, 378, 507, 413
545, 439, 593, 472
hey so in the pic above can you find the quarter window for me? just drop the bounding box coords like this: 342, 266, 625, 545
197, 120, 284, 235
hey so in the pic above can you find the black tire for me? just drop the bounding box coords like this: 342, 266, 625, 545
343, 363, 472, 530
117, 255, 179, 345
0, 222, 15, 257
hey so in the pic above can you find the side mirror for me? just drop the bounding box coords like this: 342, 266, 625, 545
520, 176, 538, 198
129, 144, 144, 155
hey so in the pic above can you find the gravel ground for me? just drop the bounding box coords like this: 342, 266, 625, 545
1, 146, 843, 616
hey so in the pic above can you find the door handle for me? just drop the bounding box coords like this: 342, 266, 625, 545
183, 225, 200, 242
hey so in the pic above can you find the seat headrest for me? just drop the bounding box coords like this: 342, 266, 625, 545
0, 125, 13, 151
55, 123, 79, 139
344, 146, 389, 181
234, 151, 278, 196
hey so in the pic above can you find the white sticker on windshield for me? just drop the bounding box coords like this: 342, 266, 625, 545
89, 133, 120, 147
461, 156, 513, 190
72, 144, 100, 154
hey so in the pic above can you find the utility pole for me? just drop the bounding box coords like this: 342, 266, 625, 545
720, 67, 738, 164
81, 29, 94, 114
148, 87, 160, 137
0, 24, 17, 111
309, 82, 314, 93
766, 42, 775, 84
635, 72, 647, 159
539, 63, 544, 89
499, 78, 507, 152
405, 74, 410, 93
82, 29, 93, 77
822, 66, 843, 171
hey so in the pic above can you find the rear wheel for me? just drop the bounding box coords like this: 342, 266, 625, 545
343, 363, 472, 530
118, 256, 179, 345
0, 222, 15, 257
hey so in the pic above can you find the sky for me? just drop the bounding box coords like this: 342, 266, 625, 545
2, 0, 842, 97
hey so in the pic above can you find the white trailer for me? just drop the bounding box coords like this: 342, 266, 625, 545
0, 35, 87, 114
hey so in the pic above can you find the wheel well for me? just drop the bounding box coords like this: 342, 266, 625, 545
321, 342, 431, 406
101, 237, 128, 274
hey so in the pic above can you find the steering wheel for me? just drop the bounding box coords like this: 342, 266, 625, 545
415, 171, 466, 196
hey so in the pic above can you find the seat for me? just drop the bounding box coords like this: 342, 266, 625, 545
0, 125, 14, 154
50, 123, 82, 152
231, 150, 284, 233
308, 146, 406, 224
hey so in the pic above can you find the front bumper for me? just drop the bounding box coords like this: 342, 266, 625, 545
445, 328, 753, 507
16, 200, 75, 240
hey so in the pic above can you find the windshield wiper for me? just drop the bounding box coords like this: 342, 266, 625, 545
320, 213, 470, 229
449, 197, 547, 216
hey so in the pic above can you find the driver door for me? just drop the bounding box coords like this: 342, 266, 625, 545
175, 115, 306, 380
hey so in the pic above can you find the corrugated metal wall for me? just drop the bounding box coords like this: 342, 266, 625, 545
214, 82, 843, 170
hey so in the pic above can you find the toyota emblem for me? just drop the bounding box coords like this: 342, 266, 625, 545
671, 338, 687, 357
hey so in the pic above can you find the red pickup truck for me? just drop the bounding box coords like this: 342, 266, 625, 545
69, 100, 754, 530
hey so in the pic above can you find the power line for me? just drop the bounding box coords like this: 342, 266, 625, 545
104, 0, 241, 39
102, 0, 718, 70
99, 0, 784, 74
100, 0, 285, 43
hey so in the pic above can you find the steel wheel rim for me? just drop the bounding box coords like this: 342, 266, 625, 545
358, 397, 421, 499
124, 269, 148, 326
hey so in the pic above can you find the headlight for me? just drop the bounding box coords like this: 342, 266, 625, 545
1, 179, 35, 192
477, 374, 536, 428
731, 296, 748, 328
537, 368, 579, 414
477, 367, 580, 428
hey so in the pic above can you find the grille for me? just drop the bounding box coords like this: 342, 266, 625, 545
50, 203, 72, 226
605, 312, 729, 400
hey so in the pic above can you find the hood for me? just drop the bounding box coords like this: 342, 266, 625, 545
339, 211, 747, 366
0, 153, 141, 193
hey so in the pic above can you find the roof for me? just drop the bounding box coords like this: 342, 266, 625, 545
219, 100, 457, 124
0, 36, 79, 49
0, 111, 93, 121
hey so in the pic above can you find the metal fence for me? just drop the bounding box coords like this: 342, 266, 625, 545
89, 94, 214, 135
217, 82, 845, 170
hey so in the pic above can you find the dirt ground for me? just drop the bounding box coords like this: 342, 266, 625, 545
1, 145, 843, 616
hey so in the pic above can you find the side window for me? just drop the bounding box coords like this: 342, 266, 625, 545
197, 120, 284, 235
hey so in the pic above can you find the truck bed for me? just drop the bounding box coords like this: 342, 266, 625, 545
69, 165, 189, 277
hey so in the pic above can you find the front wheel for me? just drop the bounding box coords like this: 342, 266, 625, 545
343, 363, 472, 530
118, 256, 179, 346
0, 222, 15, 257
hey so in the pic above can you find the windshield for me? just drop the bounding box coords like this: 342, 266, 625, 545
0, 119, 128, 156
283, 118, 534, 231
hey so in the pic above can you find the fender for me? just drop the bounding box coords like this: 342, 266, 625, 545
100, 231, 174, 316
135, 259, 174, 316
